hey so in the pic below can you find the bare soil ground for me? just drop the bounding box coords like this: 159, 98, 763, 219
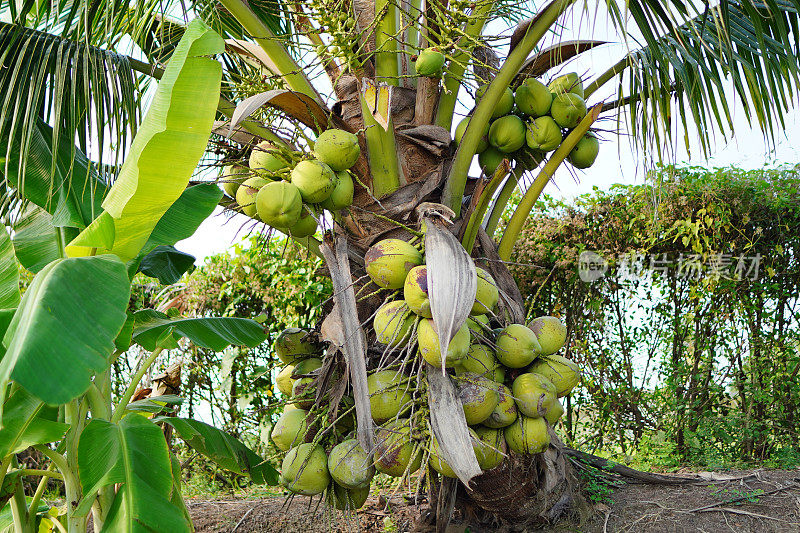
187, 469, 800, 532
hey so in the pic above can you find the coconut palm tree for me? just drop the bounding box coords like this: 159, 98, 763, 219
2, 0, 799, 529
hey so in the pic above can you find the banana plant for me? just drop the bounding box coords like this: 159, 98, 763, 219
0, 19, 279, 533
2, 0, 800, 530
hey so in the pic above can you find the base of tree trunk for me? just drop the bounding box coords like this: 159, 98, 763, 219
416, 431, 589, 532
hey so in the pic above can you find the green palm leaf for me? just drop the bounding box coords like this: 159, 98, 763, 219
0, 22, 140, 207
601, 0, 800, 154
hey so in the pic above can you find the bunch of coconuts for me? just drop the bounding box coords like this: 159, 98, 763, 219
455, 72, 600, 175
218, 129, 358, 237
267, 236, 582, 507
269, 328, 372, 510
364, 237, 581, 478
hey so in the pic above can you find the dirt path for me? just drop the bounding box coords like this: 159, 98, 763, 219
188, 469, 800, 532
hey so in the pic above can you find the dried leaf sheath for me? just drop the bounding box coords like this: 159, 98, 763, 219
320, 237, 374, 451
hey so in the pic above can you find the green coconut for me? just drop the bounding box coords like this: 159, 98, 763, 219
528, 316, 567, 355
514, 78, 553, 117
454, 116, 489, 153
472, 268, 499, 315
567, 133, 600, 169
512, 373, 557, 418
504, 415, 550, 454
328, 439, 375, 489
457, 372, 500, 425
526, 116, 563, 152
466, 315, 491, 337
320, 171, 354, 211
365, 239, 423, 289
281, 443, 330, 495
313, 129, 361, 171
270, 408, 309, 451
528, 355, 580, 397
548, 72, 584, 98
476, 84, 515, 118
284, 207, 317, 238
220, 165, 250, 198
292, 376, 316, 410
544, 399, 565, 426
488, 114, 526, 153
478, 147, 506, 175
255, 181, 303, 228
367, 370, 412, 423
455, 344, 504, 382
274, 328, 320, 364
474, 426, 507, 470
373, 300, 415, 347
290, 159, 338, 203
550, 93, 587, 129
236, 176, 270, 217
374, 419, 422, 476
403, 265, 431, 318
483, 383, 518, 429
276, 365, 295, 396
429, 429, 482, 478
249, 141, 291, 177
495, 324, 541, 368
415, 47, 446, 77
417, 319, 470, 368
292, 357, 322, 377
329, 483, 370, 510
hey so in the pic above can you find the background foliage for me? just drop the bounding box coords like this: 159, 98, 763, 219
124, 234, 330, 465
508, 165, 800, 468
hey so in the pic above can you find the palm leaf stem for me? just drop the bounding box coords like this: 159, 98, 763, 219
441, 0, 577, 216
435, 1, 495, 129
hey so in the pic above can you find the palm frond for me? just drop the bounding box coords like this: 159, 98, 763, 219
0, 22, 140, 211
5, 0, 168, 49
603, 0, 800, 156
193, 0, 294, 42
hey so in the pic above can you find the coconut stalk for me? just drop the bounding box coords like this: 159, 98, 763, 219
483, 168, 519, 237
375, 0, 400, 85
497, 103, 603, 260
435, 1, 495, 129
584, 56, 630, 99
442, 0, 577, 215
461, 160, 510, 252
360, 80, 403, 197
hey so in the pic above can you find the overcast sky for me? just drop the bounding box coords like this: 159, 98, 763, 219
178, 6, 800, 263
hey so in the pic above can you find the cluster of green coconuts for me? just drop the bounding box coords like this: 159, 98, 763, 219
454, 72, 600, 174
269, 328, 373, 510
219, 129, 359, 236
365, 237, 581, 478
266, 236, 582, 504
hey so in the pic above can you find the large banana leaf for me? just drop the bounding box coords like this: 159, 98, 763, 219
0, 387, 68, 456
76, 415, 191, 532
155, 417, 279, 485
11, 205, 72, 273
66, 19, 224, 262
0, 227, 18, 309
132, 310, 266, 352
0, 255, 130, 408
129, 182, 224, 282
138, 246, 197, 285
